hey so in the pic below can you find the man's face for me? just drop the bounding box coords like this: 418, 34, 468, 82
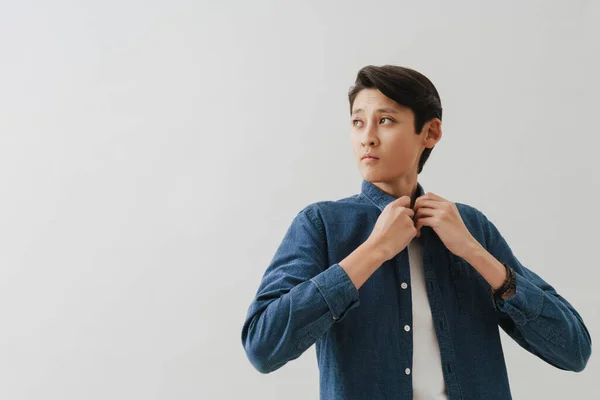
350, 88, 432, 182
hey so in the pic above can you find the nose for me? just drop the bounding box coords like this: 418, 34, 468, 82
361, 122, 379, 147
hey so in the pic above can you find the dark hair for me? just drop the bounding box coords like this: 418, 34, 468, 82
348, 65, 442, 174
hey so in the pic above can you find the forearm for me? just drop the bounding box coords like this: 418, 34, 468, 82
339, 239, 387, 290
460, 237, 590, 371
470, 208, 592, 371
495, 271, 592, 371
242, 205, 362, 374
242, 264, 360, 373
460, 239, 515, 299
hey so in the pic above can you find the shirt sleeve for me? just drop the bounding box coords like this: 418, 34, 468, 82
476, 209, 592, 372
241, 204, 360, 374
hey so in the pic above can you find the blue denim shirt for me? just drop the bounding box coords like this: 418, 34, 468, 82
241, 179, 592, 399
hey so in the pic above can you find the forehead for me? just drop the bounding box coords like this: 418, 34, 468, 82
352, 88, 406, 113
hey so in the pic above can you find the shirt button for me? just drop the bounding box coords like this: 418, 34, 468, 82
401, 282, 408, 289
405, 368, 411, 375
404, 325, 410, 332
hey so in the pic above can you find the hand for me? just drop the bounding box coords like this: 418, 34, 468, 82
366, 195, 417, 262
413, 192, 477, 258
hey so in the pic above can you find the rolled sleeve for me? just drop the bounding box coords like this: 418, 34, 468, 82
311, 263, 360, 322
476, 207, 592, 371
495, 270, 545, 325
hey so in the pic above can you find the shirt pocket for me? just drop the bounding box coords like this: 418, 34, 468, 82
450, 257, 496, 316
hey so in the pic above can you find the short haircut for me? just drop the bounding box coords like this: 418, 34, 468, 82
348, 65, 443, 174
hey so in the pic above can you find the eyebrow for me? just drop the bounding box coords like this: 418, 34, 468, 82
351, 107, 400, 115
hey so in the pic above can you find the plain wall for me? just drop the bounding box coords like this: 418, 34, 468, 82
0, 0, 598, 399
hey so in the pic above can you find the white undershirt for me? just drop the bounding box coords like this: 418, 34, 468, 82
407, 237, 449, 399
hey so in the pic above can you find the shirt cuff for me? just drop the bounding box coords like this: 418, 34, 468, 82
310, 263, 360, 322
496, 270, 545, 325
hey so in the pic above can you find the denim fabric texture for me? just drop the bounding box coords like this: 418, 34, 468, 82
241, 179, 592, 399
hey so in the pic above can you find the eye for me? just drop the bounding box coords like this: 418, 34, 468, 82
380, 117, 394, 124
352, 119, 363, 127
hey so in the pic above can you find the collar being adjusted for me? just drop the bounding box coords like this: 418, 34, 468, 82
359, 178, 438, 254
360, 179, 425, 212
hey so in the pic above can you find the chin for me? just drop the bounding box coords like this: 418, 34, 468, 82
360, 169, 388, 182
361, 167, 411, 182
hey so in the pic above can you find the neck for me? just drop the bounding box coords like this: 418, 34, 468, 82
373, 175, 419, 208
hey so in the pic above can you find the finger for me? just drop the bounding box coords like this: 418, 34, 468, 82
416, 192, 447, 205
391, 195, 411, 208
413, 199, 441, 214
424, 192, 447, 202
415, 216, 435, 232
415, 207, 436, 219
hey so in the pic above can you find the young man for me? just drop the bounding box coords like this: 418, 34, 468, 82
241, 65, 592, 399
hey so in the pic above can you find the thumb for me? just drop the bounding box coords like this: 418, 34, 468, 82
392, 195, 411, 208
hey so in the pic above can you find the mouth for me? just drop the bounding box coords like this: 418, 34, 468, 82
362, 156, 380, 160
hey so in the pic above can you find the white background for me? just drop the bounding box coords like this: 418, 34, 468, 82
1, 0, 598, 399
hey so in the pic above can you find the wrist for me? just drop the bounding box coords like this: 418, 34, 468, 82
339, 239, 387, 290
362, 238, 389, 264
458, 238, 484, 261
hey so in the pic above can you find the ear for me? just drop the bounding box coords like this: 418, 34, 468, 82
422, 118, 442, 148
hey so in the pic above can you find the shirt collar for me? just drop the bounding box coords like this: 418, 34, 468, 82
360, 179, 425, 212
